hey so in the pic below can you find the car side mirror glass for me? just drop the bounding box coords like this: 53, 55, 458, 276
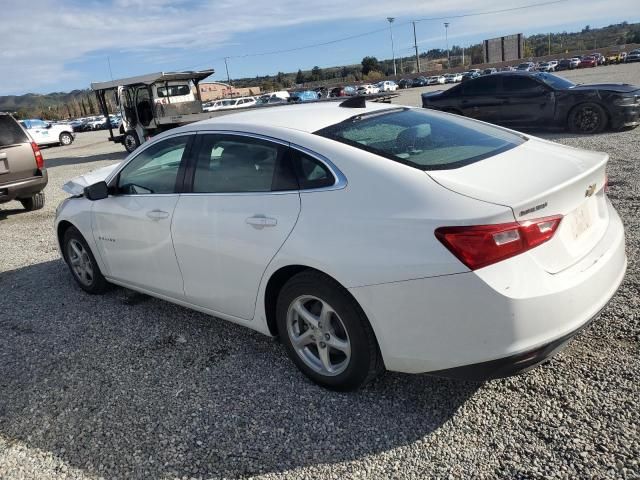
46, 124, 52, 129
84, 181, 109, 201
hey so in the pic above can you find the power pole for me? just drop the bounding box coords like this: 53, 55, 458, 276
444, 22, 450, 70
387, 18, 397, 76
413, 21, 421, 73
224, 57, 232, 97
548, 33, 551, 55
462, 46, 465, 67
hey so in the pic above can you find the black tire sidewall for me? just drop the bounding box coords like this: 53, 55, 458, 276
276, 272, 379, 391
62, 227, 108, 294
59, 133, 73, 145
569, 103, 607, 134
124, 132, 140, 153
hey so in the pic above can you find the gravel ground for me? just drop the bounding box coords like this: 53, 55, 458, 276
0, 63, 639, 480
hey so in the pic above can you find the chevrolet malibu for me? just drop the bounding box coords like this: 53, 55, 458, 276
55, 98, 626, 391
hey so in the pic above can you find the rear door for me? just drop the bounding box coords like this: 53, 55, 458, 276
498, 75, 556, 126
0, 115, 36, 185
458, 76, 502, 122
171, 133, 301, 320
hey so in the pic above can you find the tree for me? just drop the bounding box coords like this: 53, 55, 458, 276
361, 56, 379, 76
295, 69, 305, 84
311, 66, 323, 81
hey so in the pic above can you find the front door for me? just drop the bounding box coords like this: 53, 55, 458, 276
92, 134, 192, 298
171, 133, 301, 320
459, 75, 502, 122
23, 119, 52, 144
497, 75, 556, 127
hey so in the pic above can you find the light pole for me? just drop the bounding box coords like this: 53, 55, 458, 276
224, 57, 232, 96
412, 21, 420, 73
387, 17, 397, 76
444, 22, 450, 70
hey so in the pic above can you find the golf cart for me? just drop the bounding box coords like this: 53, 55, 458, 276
92, 69, 219, 153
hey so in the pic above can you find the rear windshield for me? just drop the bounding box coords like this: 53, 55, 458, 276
0, 115, 29, 147
315, 108, 525, 170
156, 85, 191, 97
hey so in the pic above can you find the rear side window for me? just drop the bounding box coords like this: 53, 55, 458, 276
157, 85, 191, 97
316, 108, 525, 170
0, 116, 29, 147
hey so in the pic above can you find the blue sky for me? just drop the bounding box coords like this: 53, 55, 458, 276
0, 0, 637, 95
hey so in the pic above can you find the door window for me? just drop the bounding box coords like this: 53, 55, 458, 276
117, 136, 189, 194
502, 76, 545, 92
461, 76, 499, 95
192, 134, 282, 193
0, 116, 29, 146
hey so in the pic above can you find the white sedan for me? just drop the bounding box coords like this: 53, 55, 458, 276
55, 99, 626, 391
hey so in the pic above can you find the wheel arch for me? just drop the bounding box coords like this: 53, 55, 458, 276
56, 220, 75, 255
567, 101, 611, 130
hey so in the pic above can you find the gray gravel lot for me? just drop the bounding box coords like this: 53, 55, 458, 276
1, 63, 639, 480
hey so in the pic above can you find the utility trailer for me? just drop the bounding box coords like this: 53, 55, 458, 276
92, 69, 398, 153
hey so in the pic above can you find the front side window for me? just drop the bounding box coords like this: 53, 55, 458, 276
461, 76, 499, 95
117, 136, 189, 194
502, 76, 544, 92
192, 135, 282, 193
316, 108, 525, 170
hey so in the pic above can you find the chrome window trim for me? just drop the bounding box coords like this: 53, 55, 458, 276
177, 129, 348, 197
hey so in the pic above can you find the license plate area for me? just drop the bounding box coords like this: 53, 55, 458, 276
568, 199, 594, 240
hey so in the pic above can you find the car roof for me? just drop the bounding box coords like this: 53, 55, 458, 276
193, 100, 398, 133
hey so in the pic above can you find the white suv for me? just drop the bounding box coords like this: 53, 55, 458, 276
20, 119, 75, 146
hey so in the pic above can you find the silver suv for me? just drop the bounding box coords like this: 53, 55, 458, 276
0, 113, 48, 210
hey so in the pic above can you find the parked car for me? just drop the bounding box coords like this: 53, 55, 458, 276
289, 90, 320, 102
411, 76, 428, 87
257, 91, 291, 104
398, 78, 412, 89
482, 68, 498, 75
56, 99, 627, 390
556, 59, 572, 71
0, 113, 47, 210
443, 73, 457, 83
69, 118, 89, 132
591, 53, 605, 65
356, 84, 380, 95
20, 119, 75, 146
537, 62, 556, 72
606, 51, 626, 65
516, 62, 535, 72
218, 97, 257, 109
579, 56, 597, 68
427, 76, 446, 85
625, 49, 640, 63
461, 71, 481, 82
421, 72, 640, 134
86, 116, 107, 130
329, 86, 356, 97
570, 57, 582, 68
203, 100, 224, 112
377, 80, 398, 92
500, 66, 516, 72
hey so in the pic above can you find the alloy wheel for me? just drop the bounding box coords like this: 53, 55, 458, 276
286, 295, 351, 377
574, 106, 601, 133
67, 239, 94, 286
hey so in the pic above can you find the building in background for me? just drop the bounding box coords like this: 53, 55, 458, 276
199, 82, 261, 101
483, 34, 524, 63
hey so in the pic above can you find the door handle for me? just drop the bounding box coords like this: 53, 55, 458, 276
146, 209, 170, 220
246, 215, 277, 229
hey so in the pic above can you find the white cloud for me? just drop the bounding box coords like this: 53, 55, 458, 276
0, 0, 635, 94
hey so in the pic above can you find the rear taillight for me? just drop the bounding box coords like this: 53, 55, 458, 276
31, 142, 44, 169
435, 215, 563, 270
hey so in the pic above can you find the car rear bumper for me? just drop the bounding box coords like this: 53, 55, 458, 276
0, 169, 48, 203
349, 199, 626, 376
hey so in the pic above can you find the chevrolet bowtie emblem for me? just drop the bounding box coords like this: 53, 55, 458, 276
585, 183, 596, 197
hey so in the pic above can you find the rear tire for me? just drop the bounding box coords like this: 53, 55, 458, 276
123, 131, 140, 153
20, 192, 45, 211
59, 132, 73, 146
276, 271, 383, 391
568, 103, 607, 134
62, 226, 109, 294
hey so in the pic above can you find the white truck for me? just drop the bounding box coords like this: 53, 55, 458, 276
20, 119, 75, 146
92, 70, 233, 153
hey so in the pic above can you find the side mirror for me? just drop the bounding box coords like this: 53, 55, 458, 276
84, 181, 109, 201
46, 124, 52, 129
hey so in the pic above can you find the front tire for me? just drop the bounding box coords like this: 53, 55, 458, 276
62, 226, 109, 294
59, 132, 73, 146
20, 192, 45, 211
123, 131, 140, 153
276, 271, 383, 391
568, 103, 608, 134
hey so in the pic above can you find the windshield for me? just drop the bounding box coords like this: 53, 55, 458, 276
156, 84, 191, 97
315, 108, 525, 170
533, 72, 575, 89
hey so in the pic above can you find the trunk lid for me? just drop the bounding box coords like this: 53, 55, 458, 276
427, 137, 609, 273
569, 83, 639, 94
